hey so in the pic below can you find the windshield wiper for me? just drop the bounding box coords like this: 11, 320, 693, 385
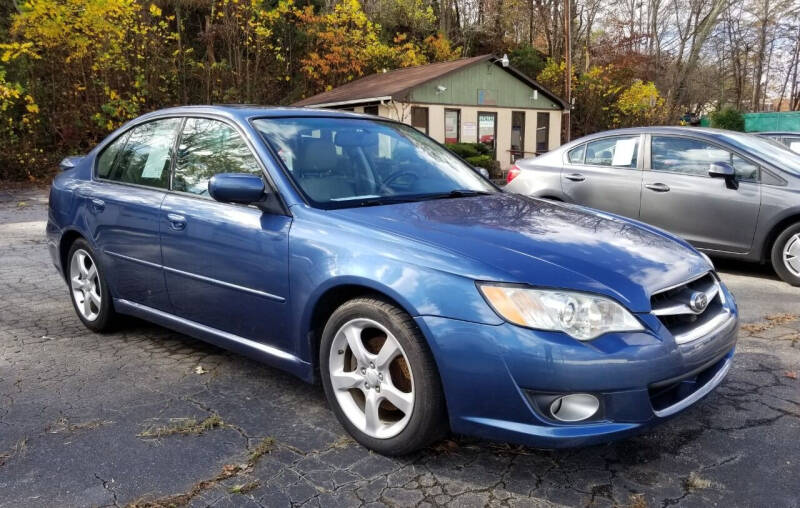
417, 189, 493, 201
356, 196, 419, 207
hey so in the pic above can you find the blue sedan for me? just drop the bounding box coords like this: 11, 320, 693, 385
47, 106, 738, 455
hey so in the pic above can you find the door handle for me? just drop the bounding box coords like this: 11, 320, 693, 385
645, 183, 670, 192
166, 213, 186, 231
564, 173, 585, 182
90, 198, 105, 212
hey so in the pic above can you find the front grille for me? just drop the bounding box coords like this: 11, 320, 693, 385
650, 272, 732, 344
648, 352, 729, 413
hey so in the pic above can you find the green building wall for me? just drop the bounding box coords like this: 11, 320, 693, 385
408, 61, 560, 110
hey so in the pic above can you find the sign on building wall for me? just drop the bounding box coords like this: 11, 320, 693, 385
463, 122, 477, 139
477, 89, 497, 105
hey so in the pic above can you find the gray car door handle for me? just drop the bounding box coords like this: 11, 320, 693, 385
166, 213, 186, 231
645, 183, 670, 192
564, 173, 585, 182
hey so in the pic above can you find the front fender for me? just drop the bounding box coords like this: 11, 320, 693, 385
287, 209, 505, 364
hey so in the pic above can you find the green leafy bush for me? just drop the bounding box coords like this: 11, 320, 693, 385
709, 107, 745, 131
445, 142, 491, 158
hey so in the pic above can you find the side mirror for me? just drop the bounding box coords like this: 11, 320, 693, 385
475, 166, 490, 179
208, 173, 266, 204
708, 162, 738, 190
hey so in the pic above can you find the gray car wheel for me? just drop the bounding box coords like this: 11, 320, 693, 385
771, 223, 800, 286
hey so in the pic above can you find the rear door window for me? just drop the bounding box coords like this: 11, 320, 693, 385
567, 144, 585, 164
101, 118, 182, 188
584, 136, 639, 168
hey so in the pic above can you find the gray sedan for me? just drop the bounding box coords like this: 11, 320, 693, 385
505, 127, 800, 286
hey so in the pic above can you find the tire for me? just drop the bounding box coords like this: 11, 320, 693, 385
66, 239, 117, 332
319, 297, 448, 455
771, 223, 800, 286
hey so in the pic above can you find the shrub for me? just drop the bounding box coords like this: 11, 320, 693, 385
709, 107, 745, 131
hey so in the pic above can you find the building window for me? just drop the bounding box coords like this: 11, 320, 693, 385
478, 112, 497, 156
364, 105, 379, 116
411, 107, 429, 134
511, 111, 525, 163
444, 109, 460, 144
536, 112, 550, 153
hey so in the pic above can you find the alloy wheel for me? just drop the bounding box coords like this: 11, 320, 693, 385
328, 318, 414, 439
783, 233, 800, 277
70, 248, 102, 321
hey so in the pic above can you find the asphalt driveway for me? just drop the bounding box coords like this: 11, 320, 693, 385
1, 188, 799, 507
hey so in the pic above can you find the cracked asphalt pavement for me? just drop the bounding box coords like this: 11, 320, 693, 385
1, 188, 799, 508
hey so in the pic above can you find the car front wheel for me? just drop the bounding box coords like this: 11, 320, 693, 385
772, 223, 800, 286
67, 239, 117, 331
320, 297, 447, 455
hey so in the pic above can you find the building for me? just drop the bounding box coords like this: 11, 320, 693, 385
293, 54, 566, 170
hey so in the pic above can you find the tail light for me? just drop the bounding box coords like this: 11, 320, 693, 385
506, 164, 521, 184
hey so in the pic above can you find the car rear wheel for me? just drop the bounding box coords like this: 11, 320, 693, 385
771, 223, 800, 286
67, 239, 117, 331
320, 297, 447, 455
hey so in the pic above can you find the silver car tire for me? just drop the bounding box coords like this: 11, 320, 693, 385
319, 297, 447, 455
67, 239, 117, 331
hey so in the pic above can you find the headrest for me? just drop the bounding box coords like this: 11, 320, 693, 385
335, 130, 377, 148
297, 137, 337, 176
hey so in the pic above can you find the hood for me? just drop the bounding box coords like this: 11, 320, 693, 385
333, 193, 711, 312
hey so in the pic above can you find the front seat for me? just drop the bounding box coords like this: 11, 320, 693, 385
296, 138, 355, 202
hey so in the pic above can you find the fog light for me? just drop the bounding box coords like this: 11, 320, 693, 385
549, 394, 600, 422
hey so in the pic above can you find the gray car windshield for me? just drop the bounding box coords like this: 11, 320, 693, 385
719, 131, 800, 175
252, 117, 496, 208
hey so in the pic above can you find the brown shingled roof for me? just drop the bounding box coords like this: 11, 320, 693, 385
293, 54, 564, 109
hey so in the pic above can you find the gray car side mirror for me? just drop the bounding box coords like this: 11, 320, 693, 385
708, 162, 738, 190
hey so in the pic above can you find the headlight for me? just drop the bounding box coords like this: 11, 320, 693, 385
478, 284, 643, 341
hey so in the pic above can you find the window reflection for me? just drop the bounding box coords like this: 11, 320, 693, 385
174, 118, 262, 197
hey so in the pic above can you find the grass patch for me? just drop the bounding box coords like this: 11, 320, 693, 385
128, 436, 276, 507
328, 435, 354, 450
137, 414, 224, 439
47, 418, 112, 434
628, 493, 647, 508
741, 313, 799, 335
0, 438, 27, 467
247, 437, 275, 464
685, 472, 713, 491
229, 481, 260, 494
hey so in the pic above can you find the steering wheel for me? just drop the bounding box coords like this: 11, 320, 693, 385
380, 170, 419, 191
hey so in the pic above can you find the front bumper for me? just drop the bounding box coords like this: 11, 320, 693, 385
415, 284, 738, 448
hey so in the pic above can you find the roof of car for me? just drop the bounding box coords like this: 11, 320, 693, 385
134, 105, 379, 122
562, 126, 758, 148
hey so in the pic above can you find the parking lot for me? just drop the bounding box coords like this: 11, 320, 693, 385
1, 187, 798, 508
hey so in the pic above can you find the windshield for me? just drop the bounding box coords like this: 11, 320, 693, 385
718, 131, 800, 175
252, 116, 496, 208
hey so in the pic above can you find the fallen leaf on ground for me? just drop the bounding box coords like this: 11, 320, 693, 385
194, 365, 207, 374
17, 201, 27, 207
785, 371, 797, 379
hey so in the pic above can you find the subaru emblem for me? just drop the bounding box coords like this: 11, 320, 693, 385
689, 291, 709, 313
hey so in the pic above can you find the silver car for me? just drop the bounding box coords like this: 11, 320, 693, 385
505, 127, 800, 286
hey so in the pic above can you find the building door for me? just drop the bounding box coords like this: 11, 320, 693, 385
444, 109, 460, 144
511, 111, 525, 162
411, 107, 429, 134
478, 112, 497, 157
536, 112, 550, 154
